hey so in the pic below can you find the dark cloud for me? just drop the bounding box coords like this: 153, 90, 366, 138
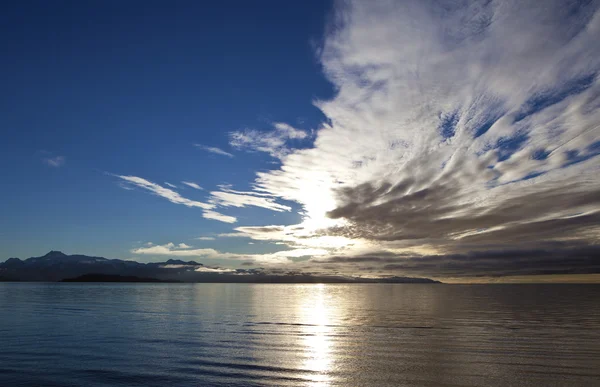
313, 244, 600, 277
326, 175, 600, 252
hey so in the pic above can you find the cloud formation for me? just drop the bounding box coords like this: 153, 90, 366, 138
220, 0, 600, 277
194, 144, 234, 158
209, 185, 292, 212
230, 122, 309, 158
310, 244, 600, 278
196, 236, 215, 241
182, 181, 203, 190
117, 175, 236, 223
113, 1, 600, 279
132, 242, 328, 264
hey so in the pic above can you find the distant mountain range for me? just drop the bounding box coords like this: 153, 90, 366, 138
0, 251, 440, 283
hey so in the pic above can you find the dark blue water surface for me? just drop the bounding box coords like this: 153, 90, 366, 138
1, 283, 599, 386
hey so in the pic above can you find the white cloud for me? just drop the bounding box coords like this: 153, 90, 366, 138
194, 144, 234, 158
164, 182, 178, 188
202, 210, 237, 223
182, 181, 203, 190
195, 236, 215, 241
229, 122, 309, 158
117, 175, 236, 223
43, 156, 66, 167
209, 190, 291, 212
131, 242, 327, 264
118, 175, 212, 209
194, 266, 237, 273
273, 122, 308, 140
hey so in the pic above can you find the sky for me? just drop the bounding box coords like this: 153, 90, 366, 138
2, 0, 600, 281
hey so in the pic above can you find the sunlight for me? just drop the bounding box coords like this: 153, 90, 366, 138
298, 284, 337, 386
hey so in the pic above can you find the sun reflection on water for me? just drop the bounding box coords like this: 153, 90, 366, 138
300, 284, 335, 386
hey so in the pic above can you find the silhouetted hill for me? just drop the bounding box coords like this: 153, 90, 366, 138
0, 251, 202, 282
0, 251, 440, 283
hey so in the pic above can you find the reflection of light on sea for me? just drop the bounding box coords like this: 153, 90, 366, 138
300, 284, 334, 386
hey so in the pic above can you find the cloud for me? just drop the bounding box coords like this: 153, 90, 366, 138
213, 0, 600, 278
310, 244, 600, 278
115, 1, 600, 279
182, 181, 203, 190
201, 210, 237, 224
132, 242, 218, 257
209, 189, 291, 212
194, 144, 234, 158
196, 236, 215, 241
194, 266, 237, 273
164, 182, 178, 188
118, 175, 212, 209
229, 122, 309, 158
131, 242, 328, 264
117, 175, 236, 223
43, 155, 66, 167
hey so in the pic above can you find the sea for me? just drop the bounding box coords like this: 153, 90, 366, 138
1, 283, 599, 386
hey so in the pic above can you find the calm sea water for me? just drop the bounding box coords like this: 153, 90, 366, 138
1, 283, 599, 386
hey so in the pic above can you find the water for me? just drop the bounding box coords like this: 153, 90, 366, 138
1, 283, 599, 386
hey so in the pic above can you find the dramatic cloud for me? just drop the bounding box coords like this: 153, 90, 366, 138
117, 175, 236, 223
116, 176, 292, 223
309, 244, 600, 278
209, 185, 292, 212
194, 144, 234, 158
218, 0, 600, 277
112, 1, 600, 279
229, 122, 309, 158
43, 155, 66, 167
182, 181, 203, 190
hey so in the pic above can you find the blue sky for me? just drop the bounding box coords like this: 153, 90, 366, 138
1, 1, 333, 261
2, 0, 600, 280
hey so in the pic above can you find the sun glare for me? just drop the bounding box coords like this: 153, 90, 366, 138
300, 284, 336, 386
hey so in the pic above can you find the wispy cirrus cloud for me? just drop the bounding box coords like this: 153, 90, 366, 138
182, 181, 203, 190
196, 236, 216, 241
43, 155, 66, 167
118, 175, 212, 209
229, 122, 309, 158
164, 182, 178, 188
194, 144, 234, 158
202, 210, 237, 223
117, 175, 237, 223
209, 185, 291, 212
116, 176, 292, 223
